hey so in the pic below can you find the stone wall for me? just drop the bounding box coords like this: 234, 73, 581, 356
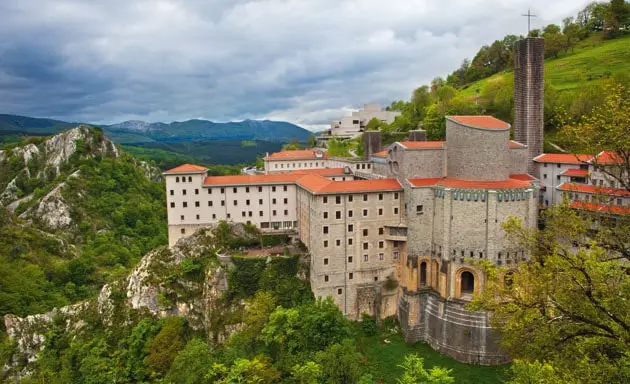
398, 289, 509, 365
387, 144, 445, 180
445, 119, 510, 181
514, 37, 545, 175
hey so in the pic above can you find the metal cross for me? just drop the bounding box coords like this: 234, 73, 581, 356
522, 8, 537, 33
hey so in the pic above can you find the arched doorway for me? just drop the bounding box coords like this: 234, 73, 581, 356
432, 260, 440, 290
461, 271, 474, 296
420, 262, 427, 287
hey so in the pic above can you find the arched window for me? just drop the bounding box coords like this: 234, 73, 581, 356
188, 176, 192, 182
461, 271, 474, 296
420, 262, 427, 287
176, 177, 180, 182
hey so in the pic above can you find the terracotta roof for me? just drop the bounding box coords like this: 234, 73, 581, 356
569, 201, 630, 215
203, 174, 302, 186
290, 168, 351, 176
408, 177, 531, 189
163, 164, 207, 174
560, 169, 589, 177
592, 151, 623, 164
446, 115, 510, 130
264, 149, 327, 160
509, 174, 537, 181
509, 140, 526, 148
398, 141, 445, 149
297, 174, 402, 194
408, 178, 442, 187
371, 150, 389, 158
558, 183, 630, 197
533, 153, 593, 164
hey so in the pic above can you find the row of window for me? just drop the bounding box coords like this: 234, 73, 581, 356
178, 208, 292, 221
178, 220, 295, 235
174, 176, 194, 183
563, 193, 625, 206
170, 197, 290, 208
273, 162, 323, 169
323, 239, 386, 249
170, 185, 289, 196
322, 192, 398, 204
322, 206, 398, 219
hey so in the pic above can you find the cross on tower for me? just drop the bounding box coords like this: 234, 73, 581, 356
521, 8, 537, 33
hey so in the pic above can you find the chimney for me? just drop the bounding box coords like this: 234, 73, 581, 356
407, 130, 427, 142
363, 131, 381, 158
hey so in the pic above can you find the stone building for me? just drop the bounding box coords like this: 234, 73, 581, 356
328, 103, 401, 139
163, 114, 540, 364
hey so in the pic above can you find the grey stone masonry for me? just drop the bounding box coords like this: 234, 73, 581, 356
514, 37, 544, 175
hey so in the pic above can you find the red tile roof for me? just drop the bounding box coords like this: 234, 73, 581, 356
371, 150, 389, 158
164, 164, 207, 174
593, 151, 623, 164
560, 169, 589, 177
509, 174, 537, 181
290, 168, 351, 176
264, 149, 327, 160
398, 141, 445, 149
297, 174, 402, 194
558, 183, 630, 197
533, 153, 593, 164
203, 174, 302, 186
509, 140, 526, 148
408, 177, 532, 189
569, 201, 630, 215
446, 116, 510, 130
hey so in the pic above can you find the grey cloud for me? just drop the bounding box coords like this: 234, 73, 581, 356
0, 0, 589, 128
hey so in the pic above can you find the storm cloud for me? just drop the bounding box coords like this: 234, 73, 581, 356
0, 0, 586, 129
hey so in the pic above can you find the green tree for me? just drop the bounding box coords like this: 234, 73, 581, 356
208, 356, 280, 384
290, 361, 322, 384
507, 360, 570, 384
165, 338, 214, 384
396, 354, 454, 384
307, 134, 317, 148
315, 339, 363, 384
144, 317, 186, 377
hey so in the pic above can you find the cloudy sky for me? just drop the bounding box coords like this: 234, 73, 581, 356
0, 0, 587, 130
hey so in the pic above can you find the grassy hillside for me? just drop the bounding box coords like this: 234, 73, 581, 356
459, 33, 630, 98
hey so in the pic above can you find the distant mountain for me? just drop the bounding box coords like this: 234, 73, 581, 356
0, 114, 312, 143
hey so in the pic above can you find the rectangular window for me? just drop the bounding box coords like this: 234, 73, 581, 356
208, 188, 212, 194
195, 201, 200, 207
363, 194, 368, 202
180, 215, 184, 220
416, 205, 423, 214
394, 192, 399, 200
323, 196, 328, 204
324, 275, 329, 282
259, 211, 263, 217
379, 227, 384, 235
245, 187, 250, 193
348, 238, 353, 245
348, 210, 353, 217
378, 208, 383, 216
272, 186, 276, 192
233, 187, 237, 193
221, 200, 225, 206
183, 202, 188, 208
543, 174, 547, 179
363, 242, 369, 250
363, 254, 369, 262
258, 186, 263, 192
208, 201, 213, 207
348, 195, 353, 202
336, 196, 341, 204
273, 210, 277, 216
336, 211, 341, 219
272, 198, 277, 204
324, 212, 328, 219
284, 209, 288, 215
183, 189, 187, 195
259, 199, 263, 204
242, 211, 246, 217
393, 251, 399, 260
348, 224, 354, 232
195, 189, 199, 195
363, 229, 368, 236
170, 202, 175, 208
324, 258, 329, 265
170, 190, 174, 195
378, 193, 383, 201
246, 199, 250, 206
220, 188, 225, 193
363, 209, 368, 217
337, 288, 342, 295
234, 200, 238, 206
324, 240, 329, 247
336, 239, 341, 246
348, 256, 353, 262
283, 186, 288, 192
349, 273, 353, 280
323, 226, 329, 234
379, 241, 384, 249
394, 207, 399, 215
212, 214, 216, 219
181, 228, 185, 234
284, 198, 288, 204
378, 252, 384, 260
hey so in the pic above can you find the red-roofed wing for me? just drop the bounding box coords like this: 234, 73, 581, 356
264, 150, 327, 160
569, 201, 630, 215
533, 153, 593, 164
398, 141, 445, 149
446, 116, 510, 130
164, 164, 207, 174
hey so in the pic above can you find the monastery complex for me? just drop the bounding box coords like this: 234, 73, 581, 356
162, 38, 628, 364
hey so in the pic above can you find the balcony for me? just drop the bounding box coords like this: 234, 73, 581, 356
385, 225, 407, 242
